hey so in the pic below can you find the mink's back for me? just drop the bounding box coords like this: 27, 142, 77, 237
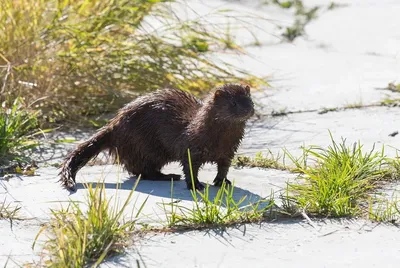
107, 88, 201, 161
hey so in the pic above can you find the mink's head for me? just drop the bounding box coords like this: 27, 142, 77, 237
210, 83, 255, 122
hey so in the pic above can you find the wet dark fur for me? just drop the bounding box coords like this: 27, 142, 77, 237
59, 83, 255, 191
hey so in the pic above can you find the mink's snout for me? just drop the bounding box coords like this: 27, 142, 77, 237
235, 98, 254, 120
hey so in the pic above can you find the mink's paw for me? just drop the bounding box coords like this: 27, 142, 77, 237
59, 171, 77, 193
213, 177, 231, 187
187, 180, 205, 191
65, 180, 77, 192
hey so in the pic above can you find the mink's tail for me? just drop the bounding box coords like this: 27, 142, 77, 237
59, 127, 111, 192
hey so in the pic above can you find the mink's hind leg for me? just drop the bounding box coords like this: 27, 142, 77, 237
127, 162, 181, 181
122, 152, 181, 181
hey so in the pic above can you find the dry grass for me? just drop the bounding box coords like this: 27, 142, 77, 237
0, 198, 21, 221
0, 0, 266, 127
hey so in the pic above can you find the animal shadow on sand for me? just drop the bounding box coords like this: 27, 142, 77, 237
76, 175, 271, 210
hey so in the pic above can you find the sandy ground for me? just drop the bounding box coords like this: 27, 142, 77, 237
105, 220, 400, 268
2, 0, 400, 267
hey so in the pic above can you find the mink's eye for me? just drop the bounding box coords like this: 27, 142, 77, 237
232, 101, 237, 107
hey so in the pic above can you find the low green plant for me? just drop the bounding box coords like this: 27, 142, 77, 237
0, 97, 39, 162
368, 196, 400, 223
376, 82, 400, 106
283, 132, 387, 217
232, 151, 289, 171
328, 2, 342, 10
162, 149, 274, 228
279, 1, 294, 9
182, 35, 210, 53
380, 148, 400, 180
386, 159, 400, 180
271, 0, 319, 42
163, 181, 274, 228
381, 98, 400, 107
344, 101, 364, 109
33, 179, 147, 267
318, 107, 339, 114
282, 20, 305, 42
271, 0, 295, 8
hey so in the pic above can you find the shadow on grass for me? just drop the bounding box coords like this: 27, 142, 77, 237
76, 176, 269, 209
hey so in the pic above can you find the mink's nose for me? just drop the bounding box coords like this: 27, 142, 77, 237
246, 100, 255, 117
249, 106, 255, 117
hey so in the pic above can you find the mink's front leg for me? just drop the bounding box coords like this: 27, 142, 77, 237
213, 158, 232, 186
182, 159, 204, 191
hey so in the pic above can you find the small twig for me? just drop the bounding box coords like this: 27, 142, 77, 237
301, 210, 317, 229
319, 229, 339, 237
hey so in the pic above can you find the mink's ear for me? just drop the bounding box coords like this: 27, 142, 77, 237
214, 89, 223, 99
244, 85, 250, 94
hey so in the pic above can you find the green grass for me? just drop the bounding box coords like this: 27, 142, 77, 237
267, 0, 319, 42
344, 100, 364, 109
1, 0, 266, 126
232, 136, 400, 221
161, 149, 275, 228
378, 82, 400, 107
327, 2, 347, 10
282, 132, 388, 217
318, 107, 339, 114
232, 151, 289, 171
381, 98, 400, 106
0, 97, 39, 164
368, 196, 400, 223
33, 179, 147, 267
385, 151, 400, 180
282, 20, 305, 42
162, 181, 274, 228
278, 1, 294, 9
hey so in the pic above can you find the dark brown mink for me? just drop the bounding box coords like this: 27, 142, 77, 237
59, 83, 255, 191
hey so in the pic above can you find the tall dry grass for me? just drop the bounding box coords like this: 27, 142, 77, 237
0, 0, 265, 126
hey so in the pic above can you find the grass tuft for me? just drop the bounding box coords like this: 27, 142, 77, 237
385, 156, 400, 180
232, 151, 289, 171
33, 179, 146, 267
282, 20, 305, 42
283, 132, 387, 217
368, 195, 400, 223
162, 181, 274, 228
344, 101, 364, 109
268, 0, 319, 42
162, 149, 275, 228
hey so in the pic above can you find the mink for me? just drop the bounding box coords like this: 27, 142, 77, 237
59, 83, 255, 191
